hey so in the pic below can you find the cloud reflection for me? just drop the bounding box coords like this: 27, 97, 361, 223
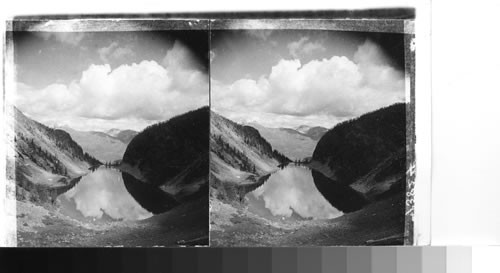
61, 168, 153, 221
249, 166, 343, 220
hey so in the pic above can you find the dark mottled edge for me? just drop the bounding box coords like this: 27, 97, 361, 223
210, 19, 413, 34
3, 14, 417, 247
2, 28, 17, 246
6, 19, 209, 32
10, 9, 415, 20
404, 23, 416, 245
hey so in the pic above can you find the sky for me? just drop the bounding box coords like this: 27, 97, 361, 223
12, 30, 209, 132
211, 29, 406, 129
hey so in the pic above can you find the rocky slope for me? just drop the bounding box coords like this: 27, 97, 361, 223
210, 112, 289, 183
7, 106, 100, 203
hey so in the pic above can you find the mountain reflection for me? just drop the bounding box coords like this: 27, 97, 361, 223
310, 170, 368, 213
246, 166, 343, 221
121, 172, 179, 214
58, 167, 153, 222
56, 167, 177, 223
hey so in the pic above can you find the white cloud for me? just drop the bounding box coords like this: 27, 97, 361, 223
15, 41, 208, 131
98, 42, 135, 64
213, 39, 405, 128
287, 37, 326, 58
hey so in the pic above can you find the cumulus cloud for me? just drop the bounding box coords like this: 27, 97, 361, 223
287, 37, 326, 58
213, 39, 405, 128
15, 40, 208, 131
98, 42, 135, 64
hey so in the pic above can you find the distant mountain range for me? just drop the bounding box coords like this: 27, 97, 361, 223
61, 127, 134, 162
106, 129, 138, 144
295, 125, 312, 134
292, 125, 328, 140
248, 123, 328, 160
305, 126, 329, 141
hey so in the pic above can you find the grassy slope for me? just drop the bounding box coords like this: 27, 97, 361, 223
11, 107, 96, 179
210, 112, 280, 179
210, 193, 404, 246
17, 196, 209, 247
7, 106, 101, 205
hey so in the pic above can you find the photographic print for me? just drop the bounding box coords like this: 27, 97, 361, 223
4, 20, 210, 247
209, 20, 415, 246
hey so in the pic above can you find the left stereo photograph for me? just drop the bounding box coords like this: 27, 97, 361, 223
3, 20, 210, 247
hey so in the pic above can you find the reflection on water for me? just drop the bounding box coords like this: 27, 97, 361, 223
56, 167, 177, 223
246, 166, 343, 222
122, 172, 179, 214
311, 170, 368, 213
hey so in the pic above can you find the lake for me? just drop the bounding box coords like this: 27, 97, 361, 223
56, 167, 178, 224
246, 165, 344, 223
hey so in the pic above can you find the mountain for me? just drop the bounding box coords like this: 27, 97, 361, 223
62, 127, 127, 162
210, 112, 289, 183
305, 126, 328, 141
249, 124, 317, 160
61, 127, 138, 162
294, 125, 328, 140
247, 123, 327, 160
122, 107, 209, 200
7, 107, 100, 202
296, 125, 312, 134
312, 103, 406, 200
107, 129, 138, 144
106, 128, 122, 137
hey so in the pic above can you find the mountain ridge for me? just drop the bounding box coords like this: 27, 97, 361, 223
312, 103, 406, 200
61, 127, 128, 162
246, 123, 327, 160
122, 106, 209, 201
8, 106, 100, 203
210, 112, 289, 183
107, 129, 138, 144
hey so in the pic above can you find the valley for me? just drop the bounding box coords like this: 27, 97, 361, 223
210, 104, 408, 246
248, 123, 327, 160
9, 106, 209, 246
62, 127, 137, 163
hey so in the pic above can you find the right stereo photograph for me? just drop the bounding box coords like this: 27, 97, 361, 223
209, 20, 416, 246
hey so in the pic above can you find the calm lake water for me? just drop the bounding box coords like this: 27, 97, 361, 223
56, 167, 177, 224
246, 165, 344, 222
